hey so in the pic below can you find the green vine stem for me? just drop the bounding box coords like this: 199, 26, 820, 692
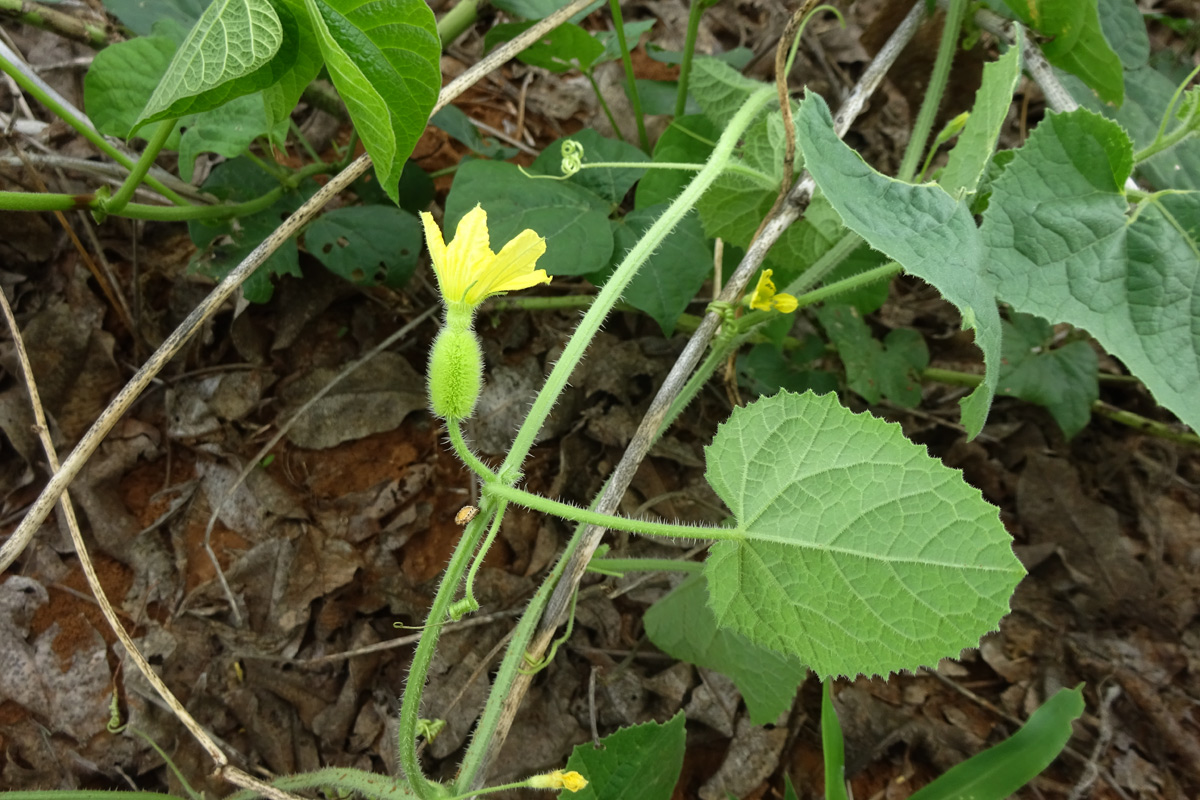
436, 0, 479, 45
673, 0, 708, 120
484, 484, 730, 541
922, 367, 1200, 447
497, 86, 775, 483
461, 95, 776, 788
0, 0, 109, 48
607, 0, 651, 152
583, 68, 627, 142
396, 512, 490, 800
586, 557, 703, 575
454, 530, 580, 792
0, 186, 283, 221
0, 43, 189, 205
225, 767, 418, 800
448, 421, 498, 481
457, 499, 508, 620
791, 261, 904, 309
896, 0, 963, 182
1133, 62, 1200, 163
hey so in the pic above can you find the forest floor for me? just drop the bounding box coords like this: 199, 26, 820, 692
1, 1, 1199, 799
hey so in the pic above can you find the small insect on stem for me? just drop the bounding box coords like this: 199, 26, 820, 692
455, 505, 480, 525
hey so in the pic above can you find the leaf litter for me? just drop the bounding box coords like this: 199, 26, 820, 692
1, 1, 1198, 799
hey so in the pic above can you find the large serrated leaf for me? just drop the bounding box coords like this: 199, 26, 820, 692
796, 93, 1003, 438
689, 57, 767, 128
564, 712, 685, 800
303, 0, 440, 205
644, 574, 806, 724
136, 0, 288, 127
980, 109, 1200, 433
702, 391, 1024, 678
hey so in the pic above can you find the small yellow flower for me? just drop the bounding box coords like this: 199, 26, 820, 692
748, 268, 798, 313
420, 204, 549, 308
527, 770, 588, 793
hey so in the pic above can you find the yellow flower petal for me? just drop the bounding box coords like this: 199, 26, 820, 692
465, 229, 549, 305
749, 269, 778, 311
444, 205, 494, 302
422, 203, 549, 308
420, 211, 449, 295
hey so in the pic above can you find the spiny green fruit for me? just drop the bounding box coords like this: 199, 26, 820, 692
428, 312, 483, 421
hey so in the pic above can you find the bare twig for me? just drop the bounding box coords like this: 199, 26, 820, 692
1, 0, 600, 574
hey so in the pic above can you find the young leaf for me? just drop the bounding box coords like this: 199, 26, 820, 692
816, 305, 929, 408
822, 682, 849, 800
1059, 64, 1200, 191
998, 313, 1098, 439
612, 206, 711, 336
302, 0, 440, 205
135, 0, 293, 129
796, 93, 1003, 438
980, 109, 1200, 434
906, 685, 1085, 800
940, 36, 1021, 196
564, 712, 686, 800
644, 574, 807, 724
703, 391, 1025, 678
738, 342, 837, 398
306, 206, 423, 288
430, 106, 519, 160
445, 160, 613, 277
689, 57, 768, 130
593, 19, 656, 65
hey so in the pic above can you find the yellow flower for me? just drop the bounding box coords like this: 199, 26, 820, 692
420, 204, 549, 308
527, 770, 588, 793
748, 269, 798, 313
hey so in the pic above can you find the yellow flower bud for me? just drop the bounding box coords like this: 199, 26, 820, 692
748, 268, 799, 313
527, 770, 588, 793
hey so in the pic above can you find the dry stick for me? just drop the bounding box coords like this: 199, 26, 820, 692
201, 303, 439, 626
466, 1, 930, 787
0, 0, 599, 575
0, 288, 302, 800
